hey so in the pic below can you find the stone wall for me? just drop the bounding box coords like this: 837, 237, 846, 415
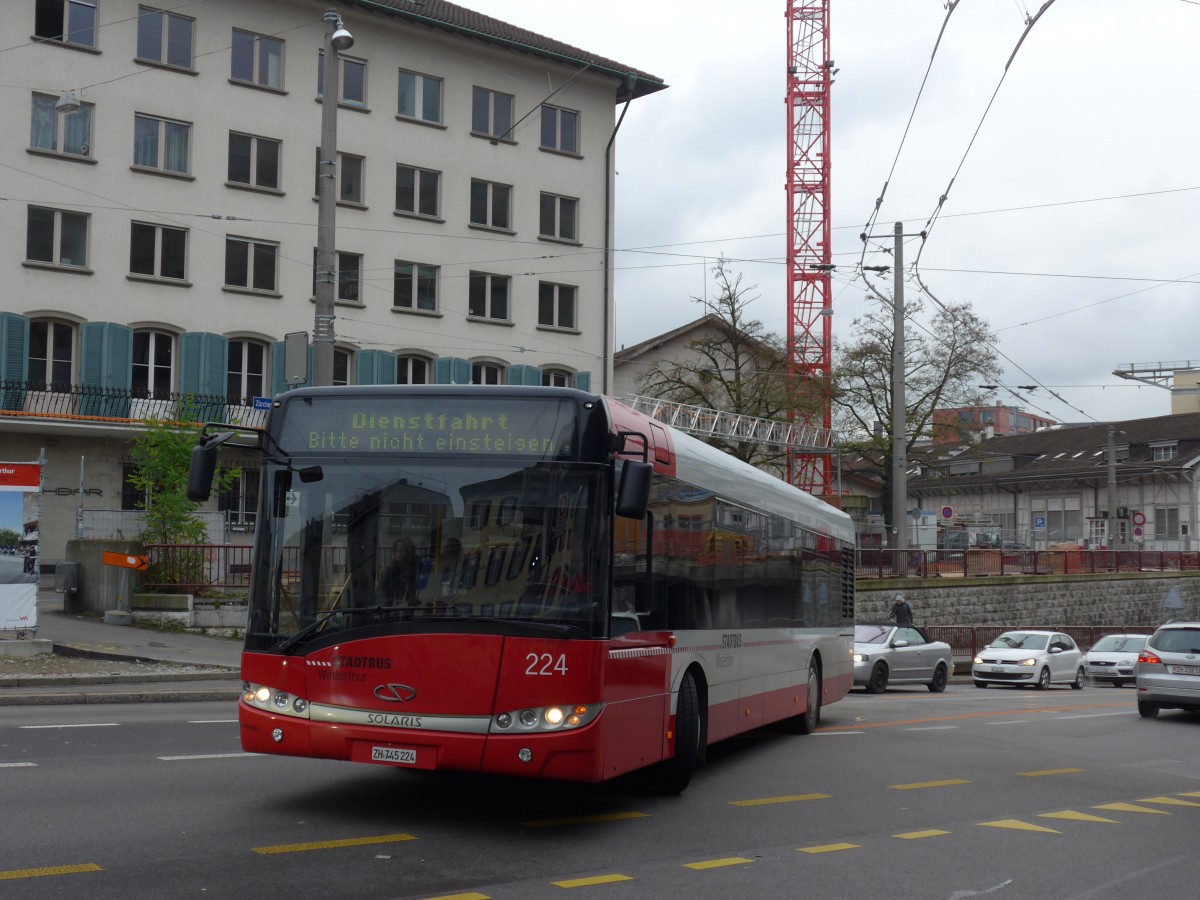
857, 572, 1200, 627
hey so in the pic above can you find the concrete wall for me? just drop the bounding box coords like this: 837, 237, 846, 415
63, 539, 145, 616
857, 572, 1200, 627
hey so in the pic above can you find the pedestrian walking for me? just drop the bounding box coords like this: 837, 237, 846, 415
889, 593, 913, 625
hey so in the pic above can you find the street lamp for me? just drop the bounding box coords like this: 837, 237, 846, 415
312, 9, 353, 386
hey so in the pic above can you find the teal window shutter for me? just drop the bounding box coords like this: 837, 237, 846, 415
524, 365, 542, 386
508, 364, 528, 385
0, 312, 29, 411
573, 371, 590, 392
272, 341, 286, 395
434, 357, 452, 384
453, 357, 471, 385
434, 357, 470, 384
80, 323, 133, 417
179, 332, 228, 423
357, 349, 396, 385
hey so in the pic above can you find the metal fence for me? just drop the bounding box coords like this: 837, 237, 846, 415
0, 379, 267, 427
856, 548, 1200, 579
923, 625, 1157, 662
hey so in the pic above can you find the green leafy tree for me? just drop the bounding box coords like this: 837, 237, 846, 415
127, 420, 239, 589
832, 293, 1000, 534
0, 527, 21, 547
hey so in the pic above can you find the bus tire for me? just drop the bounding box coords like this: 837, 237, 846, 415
659, 671, 701, 794
795, 661, 821, 734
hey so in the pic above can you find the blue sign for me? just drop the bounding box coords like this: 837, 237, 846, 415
252, 396, 273, 412
1034, 516, 1047, 530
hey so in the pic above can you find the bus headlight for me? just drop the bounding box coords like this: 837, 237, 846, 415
242, 681, 311, 719
491, 703, 602, 733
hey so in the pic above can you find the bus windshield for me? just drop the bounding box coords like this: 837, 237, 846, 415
247, 457, 608, 651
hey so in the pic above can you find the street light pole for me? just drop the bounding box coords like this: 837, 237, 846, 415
313, 9, 352, 386
891, 221, 907, 551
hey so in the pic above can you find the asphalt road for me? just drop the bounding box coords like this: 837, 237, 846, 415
2, 684, 1198, 899
0, 554, 35, 584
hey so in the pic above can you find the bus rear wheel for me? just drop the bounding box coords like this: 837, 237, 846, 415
793, 661, 821, 734
658, 671, 701, 794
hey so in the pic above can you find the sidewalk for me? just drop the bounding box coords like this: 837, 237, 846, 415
0, 593, 243, 707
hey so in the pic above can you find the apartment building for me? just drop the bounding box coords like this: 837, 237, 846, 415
0, 0, 665, 563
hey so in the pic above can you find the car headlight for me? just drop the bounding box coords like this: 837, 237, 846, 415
1018, 657, 1037, 667
242, 681, 310, 718
491, 703, 601, 733
973, 656, 984, 665
854, 653, 868, 663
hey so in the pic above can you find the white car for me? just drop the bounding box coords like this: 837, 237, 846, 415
973, 630, 1085, 690
1083, 633, 1148, 687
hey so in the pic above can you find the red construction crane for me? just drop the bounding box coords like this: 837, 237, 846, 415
785, 1, 834, 495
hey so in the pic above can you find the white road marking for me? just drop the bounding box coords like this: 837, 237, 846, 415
187, 719, 239, 724
0, 762, 38, 768
158, 752, 263, 761
904, 725, 958, 731
19, 723, 119, 729
1053, 711, 1131, 720
988, 719, 1031, 725
815, 731, 864, 735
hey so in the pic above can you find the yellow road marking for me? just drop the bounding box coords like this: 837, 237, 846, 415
729, 793, 831, 807
1039, 811, 1119, 824
1093, 803, 1171, 815
1181, 791, 1200, 798
0, 863, 103, 881
797, 843, 859, 854
817, 700, 1129, 732
253, 833, 416, 855
1137, 796, 1200, 807
683, 857, 753, 870
424, 894, 490, 900
894, 829, 950, 840
978, 820, 1062, 834
552, 874, 633, 888
1020, 768, 1084, 777
890, 779, 970, 791
522, 811, 648, 828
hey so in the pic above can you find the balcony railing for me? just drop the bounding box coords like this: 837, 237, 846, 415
856, 548, 1200, 578
0, 380, 267, 428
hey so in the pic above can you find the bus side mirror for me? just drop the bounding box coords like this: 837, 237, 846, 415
616, 461, 651, 519
187, 431, 235, 502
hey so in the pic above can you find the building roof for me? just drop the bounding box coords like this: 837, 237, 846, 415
346, 0, 667, 101
910, 411, 1200, 490
614, 315, 724, 363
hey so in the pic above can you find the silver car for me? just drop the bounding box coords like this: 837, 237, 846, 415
973, 630, 1085, 690
1135, 621, 1200, 718
853, 624, 953, 693
1083, 633, 1147, 687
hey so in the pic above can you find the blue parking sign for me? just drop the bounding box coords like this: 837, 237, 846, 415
1034, 516, 1046, 530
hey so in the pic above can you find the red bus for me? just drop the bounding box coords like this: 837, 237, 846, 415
188, 385, 856, 792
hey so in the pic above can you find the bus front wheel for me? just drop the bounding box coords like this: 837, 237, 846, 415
658, 671, 701, 794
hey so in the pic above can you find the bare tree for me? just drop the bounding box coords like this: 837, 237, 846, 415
833, 292, 1001, 530
637, 259, 807, 472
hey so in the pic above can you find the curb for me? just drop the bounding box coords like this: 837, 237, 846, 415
0, 670, 240, 689
0, 687, 243, 706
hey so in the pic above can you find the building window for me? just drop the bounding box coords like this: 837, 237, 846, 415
472, 87, 512, 139
29, 320, 74, 390
228, 132, 280, 190
230, 29, 283, 89
35, 0, 97, 47
133, 113, 190, 174
541, 369, 571, 388
394, 262, 438, 312
538, 282, 576, 329
1155, 507, 1180, 541
136, 6, 194, 69
30, 93, 93, 157
132, 330, 174, 399
312, 250, 361, 303
398, 69, 442, 123
225, 237, 278, 292
540, 104, 578, 153
26, 206, 88, 268
227, 340, 266, 405
130, 222, 187, 280
317, 52, 366, 106
1153, 445, 1178, 462
395, 164, 440, 217
469, 179, 511, 230
472, 362, 505, 385
333, 349, 350, 386
121, 462, 146, 511
314, 149, 363, 204
468, 273, 510, 321
218, 466, 259, 529
397, 356, 428, 385
539, 193, 578, 241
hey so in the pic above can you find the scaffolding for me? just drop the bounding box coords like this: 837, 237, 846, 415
623, 395, 832, 455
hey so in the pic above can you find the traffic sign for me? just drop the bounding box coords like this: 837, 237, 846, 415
102, 551, 149, 571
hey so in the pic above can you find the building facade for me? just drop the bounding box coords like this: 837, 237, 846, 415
1, 0, 664, 564
930, 404, 1057, 446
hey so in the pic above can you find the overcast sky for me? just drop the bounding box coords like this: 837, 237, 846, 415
460, 0, 1199, 426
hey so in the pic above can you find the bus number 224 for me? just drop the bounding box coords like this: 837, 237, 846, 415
525, 653, 568, 676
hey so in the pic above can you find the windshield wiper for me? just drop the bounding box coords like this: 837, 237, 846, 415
275, 605, 408, 654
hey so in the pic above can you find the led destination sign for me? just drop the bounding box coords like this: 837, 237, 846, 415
280, 397, 578, 458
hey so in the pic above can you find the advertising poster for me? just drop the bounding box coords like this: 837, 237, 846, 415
0, 462, 40, 635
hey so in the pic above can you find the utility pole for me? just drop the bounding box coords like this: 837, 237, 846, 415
891, 221, 907, 550
1106, 424, 1118, 549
